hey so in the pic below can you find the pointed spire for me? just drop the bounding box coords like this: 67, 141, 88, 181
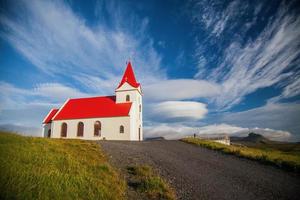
117, 61, 140, 89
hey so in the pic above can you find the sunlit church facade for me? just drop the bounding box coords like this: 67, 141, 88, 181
42, 62, 143, 141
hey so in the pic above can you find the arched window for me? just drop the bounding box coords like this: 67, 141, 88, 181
126, 95, 130, 102
47, 129, 51, 138
120, 125, 124, 134
94, 121, 101, 136
77, 122, 84, 137
61, 123, 67, 137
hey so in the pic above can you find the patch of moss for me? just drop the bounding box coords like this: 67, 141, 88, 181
127, 165, 176, 200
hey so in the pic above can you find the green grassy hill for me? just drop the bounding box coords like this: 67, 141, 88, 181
182, 137, 300, 172
0, 131, 126, 200
0, 131, 176, 200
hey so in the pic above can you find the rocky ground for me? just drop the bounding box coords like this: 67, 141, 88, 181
99, 140, 300, 200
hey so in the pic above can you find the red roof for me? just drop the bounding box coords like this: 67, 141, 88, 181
43, 108, 59, 124
52, 96, 132, 121
117, 61, 140, 89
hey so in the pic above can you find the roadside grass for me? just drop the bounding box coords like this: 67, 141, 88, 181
0, 131, 126, 200
181, 137, 300, 172
127, 165, 176, 200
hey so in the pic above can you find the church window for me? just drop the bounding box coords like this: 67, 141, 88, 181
120, 125, 124, 133
61, 123, 67, 137
94, 121, 101, 136
126, 95, 130, 102
77, 122, 84, 137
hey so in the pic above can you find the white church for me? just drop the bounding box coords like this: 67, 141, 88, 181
42, 62, 143, 141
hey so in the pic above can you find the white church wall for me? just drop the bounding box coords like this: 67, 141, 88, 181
129, 101, 143, 141
129, 104, 137, 140
115, 83, 141, 103
51, 116, 131, 140
116, 82, 143, 141
137, 94, 143, 141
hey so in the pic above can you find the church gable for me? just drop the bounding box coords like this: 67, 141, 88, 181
43, 109, 59, 124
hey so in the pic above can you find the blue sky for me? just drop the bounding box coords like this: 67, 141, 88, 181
0, 0, 300, 141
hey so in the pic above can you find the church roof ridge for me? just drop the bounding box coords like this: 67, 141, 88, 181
51, 96, 132, 121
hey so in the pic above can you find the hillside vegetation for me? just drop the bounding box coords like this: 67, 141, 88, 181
127, 165, 176, 200
0, 131, 125, 200
181, 137, 300, 172
231, 133, 300, 155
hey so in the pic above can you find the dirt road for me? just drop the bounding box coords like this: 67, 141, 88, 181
99, 140, 300, 200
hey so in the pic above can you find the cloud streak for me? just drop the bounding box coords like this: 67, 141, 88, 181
144, 79, 221, 101
0, 0, 164, 82
222, 102, 300, 141
193, 0, 300, 110
0, 81, 90, 128
149, 101, 208, 121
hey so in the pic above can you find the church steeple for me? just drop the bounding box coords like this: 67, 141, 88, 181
115, 61, 143, 141
117, 61, 140, 89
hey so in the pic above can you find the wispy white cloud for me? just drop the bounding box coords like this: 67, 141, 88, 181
144, 123, 198, 140
0, 81, 92, 128
0, 82, 35, 110
149, 101, 208, 121
278, 78, 300, 100
72, 74, 118, 96
221, 102, 300, 140
33, 83, 91, 102
0, 0, 164, 82
198, 123, 246, 135
144, 79, 221, 101
268, 72, 300, 103
193, 0, 300, 110
0, 81, 90, 110
191, 0, 256, 38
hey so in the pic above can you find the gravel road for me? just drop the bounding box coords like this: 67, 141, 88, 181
99, 140, 300, 200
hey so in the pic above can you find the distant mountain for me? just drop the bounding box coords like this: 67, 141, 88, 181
231, 132, 270, 143
230, 132, 300, 153
145, 137, 166, 141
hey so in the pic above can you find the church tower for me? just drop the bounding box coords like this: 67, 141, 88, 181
115, 62, 143, 141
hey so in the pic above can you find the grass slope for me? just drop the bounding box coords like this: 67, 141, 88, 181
0, 131, 125, 200
127, 165, 176, 200
181, 137, 300, 172
234, 141, 300, 155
